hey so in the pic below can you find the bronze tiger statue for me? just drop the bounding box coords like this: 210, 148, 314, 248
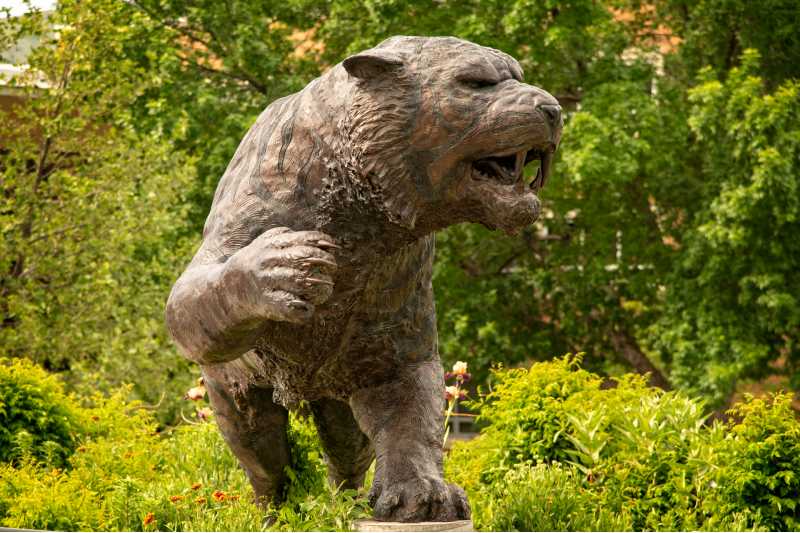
166, 35, 562, 522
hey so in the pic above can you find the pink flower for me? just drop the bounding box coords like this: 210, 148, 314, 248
197, 407, 214, 421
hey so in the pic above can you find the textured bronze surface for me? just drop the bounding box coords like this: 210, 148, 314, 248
166, 35, 561, 522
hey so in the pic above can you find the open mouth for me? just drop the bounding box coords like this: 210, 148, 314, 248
472, 147, 554, 190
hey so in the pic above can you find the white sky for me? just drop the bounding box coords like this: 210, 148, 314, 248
1, 0, 56, 16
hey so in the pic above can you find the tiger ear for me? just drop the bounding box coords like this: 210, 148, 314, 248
343, 50, 404, 80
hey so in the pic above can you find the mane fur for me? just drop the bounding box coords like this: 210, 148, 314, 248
317, 59, 424, 241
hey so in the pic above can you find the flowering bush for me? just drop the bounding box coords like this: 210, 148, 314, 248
443, 361, 471, 445
0, 365, 367, 531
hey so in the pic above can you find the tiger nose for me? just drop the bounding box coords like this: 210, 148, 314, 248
538, 103, 562, 130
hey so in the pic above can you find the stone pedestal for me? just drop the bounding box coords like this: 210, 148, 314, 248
355, 519, 473, 532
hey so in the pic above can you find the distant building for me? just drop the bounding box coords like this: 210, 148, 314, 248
0, 14, 51, 145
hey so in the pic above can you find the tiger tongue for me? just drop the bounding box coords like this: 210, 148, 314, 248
487, 160, 515, 182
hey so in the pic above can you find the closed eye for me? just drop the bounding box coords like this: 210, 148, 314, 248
459, 77, 499, 89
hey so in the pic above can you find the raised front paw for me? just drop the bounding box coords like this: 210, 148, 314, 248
370, 477, 471, 523
224, 226, 339, 323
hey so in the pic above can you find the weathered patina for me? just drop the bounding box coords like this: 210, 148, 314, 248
166, 35, 562, 522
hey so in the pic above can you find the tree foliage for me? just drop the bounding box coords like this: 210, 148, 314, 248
650, 52, 800, 402
1, 0, 798, 415
0, 0, 196, 421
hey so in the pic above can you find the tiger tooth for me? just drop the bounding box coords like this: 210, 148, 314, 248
531, 165, 543, 189
515, 151, 525, 181
540, 151, 552, 188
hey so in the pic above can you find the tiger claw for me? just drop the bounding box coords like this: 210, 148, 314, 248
315, 239, 341, 250
301, 257, 337, 268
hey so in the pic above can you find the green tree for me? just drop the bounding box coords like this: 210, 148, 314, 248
119, 0, 325, 231
650, 52, 800, 402
0, 0, 196, 422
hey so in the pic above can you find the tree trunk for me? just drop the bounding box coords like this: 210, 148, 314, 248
610, 329, 672, 390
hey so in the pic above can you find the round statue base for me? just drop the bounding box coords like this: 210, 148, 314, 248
355, 519, 473, 532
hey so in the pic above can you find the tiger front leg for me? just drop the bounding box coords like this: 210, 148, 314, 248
350, 359, 470, 522
166, 227, 338, 364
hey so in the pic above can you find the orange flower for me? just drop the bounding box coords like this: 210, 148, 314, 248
91, 415, 100, 421
228, 494, 240, 501
212, 490, 226, 502
190, 482, 202, 490
169, 495, 184, 503
195, 496, 207, 504
143, 512, 155, 526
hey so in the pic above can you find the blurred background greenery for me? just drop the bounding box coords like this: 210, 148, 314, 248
2, 0, 798, 424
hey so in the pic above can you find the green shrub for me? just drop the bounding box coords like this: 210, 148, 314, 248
4, 356, 798, 532
447, 355, 797, 531
0, 358, 82, 465
0, 376, 368, 532
283, 411, 328, 502
477, 462, 632, 532
446, 355, 602, 489
0, 384, 162, 531
707, 394, 800, 531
